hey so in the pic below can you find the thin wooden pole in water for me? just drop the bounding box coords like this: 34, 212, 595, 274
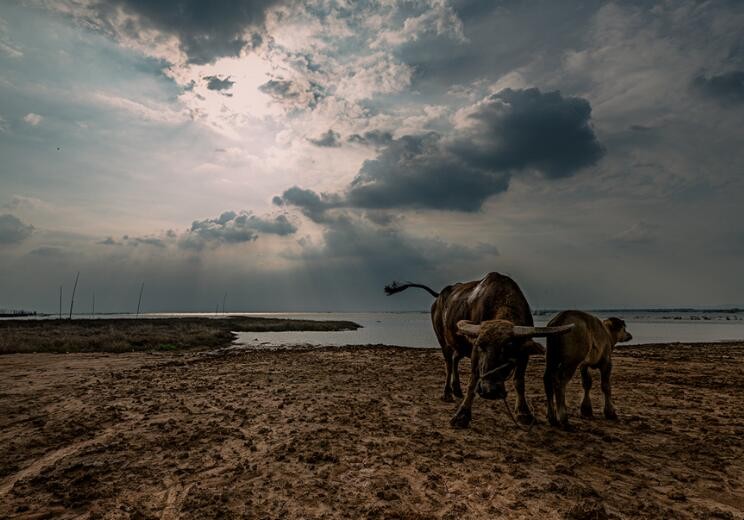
136, 282, 144, 318
68, 272, 79, 320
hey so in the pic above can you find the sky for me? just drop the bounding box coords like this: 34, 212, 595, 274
1, 0, 743, 313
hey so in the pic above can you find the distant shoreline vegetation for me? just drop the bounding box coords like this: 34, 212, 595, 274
532, 308, 744, 315
0, 309, 37, 318
0, 316, 361, 354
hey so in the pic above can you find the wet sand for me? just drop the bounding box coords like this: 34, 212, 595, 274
1, 342, 742, 519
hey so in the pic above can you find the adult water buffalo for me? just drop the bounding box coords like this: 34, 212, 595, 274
544, 310, 632, 430
385, 272, 573, 428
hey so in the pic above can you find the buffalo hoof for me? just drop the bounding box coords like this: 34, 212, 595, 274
604, 409, 618, 421
580, 404, 594, 419
441, 392, 455, 403
517, 412, 536, 426
450, 408, 472, 429
453, 386, 464, 399
547, 414, 560, 427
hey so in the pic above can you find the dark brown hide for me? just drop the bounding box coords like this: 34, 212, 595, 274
431, 272, 533, 360
386, 272, 544, 428
543, 310, 632, 430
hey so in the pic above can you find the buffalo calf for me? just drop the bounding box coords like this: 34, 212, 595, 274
543, 311, 632, 430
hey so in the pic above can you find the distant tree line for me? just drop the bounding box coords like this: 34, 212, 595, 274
0, 309, 38, 317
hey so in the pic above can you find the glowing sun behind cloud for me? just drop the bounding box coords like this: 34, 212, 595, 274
172, 53, 281, 138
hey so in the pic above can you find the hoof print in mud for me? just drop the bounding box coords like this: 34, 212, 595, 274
450, 408, 472, 429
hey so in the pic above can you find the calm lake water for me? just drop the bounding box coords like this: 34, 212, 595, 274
230, 311, 744, 349
7, 310, 744, 348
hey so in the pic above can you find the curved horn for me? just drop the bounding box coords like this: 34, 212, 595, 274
512, 323, 574, 337
456, 320, 481, 338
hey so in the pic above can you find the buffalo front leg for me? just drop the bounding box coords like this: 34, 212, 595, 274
451, 353, 464, 398
600, 361, 618, 420
514, 356, 535, 425
451, 355, 478, 428
580, 365, 594, 418
442, 352, 454, 402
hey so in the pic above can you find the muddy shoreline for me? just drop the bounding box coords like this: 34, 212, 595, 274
1, 342, 742, 518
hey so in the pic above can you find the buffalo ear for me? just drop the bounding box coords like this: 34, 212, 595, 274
456, 320, 481, 338
604, 317, 625, 332
521, 339, 545, 355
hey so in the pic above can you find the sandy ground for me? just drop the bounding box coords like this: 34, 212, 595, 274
1, 343, 743, 519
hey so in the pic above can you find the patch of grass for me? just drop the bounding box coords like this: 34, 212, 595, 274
0, 317, 361, 354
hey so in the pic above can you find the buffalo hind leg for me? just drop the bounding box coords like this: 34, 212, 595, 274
580, 365, 594, 419
556, 364, 578, 431
544, 348, 560, 426
514, 355, 535, 425
544, 369, 559, 427
451, 355, 478, 428
442, 352, 454, 402
451, 353, 463, 399
600, 361, 618, 420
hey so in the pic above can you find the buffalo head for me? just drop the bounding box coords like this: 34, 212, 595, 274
457, 319, 574, 400
604, 317, 633, 343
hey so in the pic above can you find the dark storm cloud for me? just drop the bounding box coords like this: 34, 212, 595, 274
347, 130, 394, 148
258, 79, 297, 98
0, 214, 33, 244
204, 75, 235, 92
277, 88, 603, 216
247, 214, 297, 236
180, 210, 296, 250
450, 88, 604, 178
345, 132, 511, 212
397, 1, 600, 95
258, 79, 326, 109
274, 187, 341, 222
274, 137, 502, 215
308, 129, 341, 147
92, 0, 280, 64
692, 71, 744, 105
